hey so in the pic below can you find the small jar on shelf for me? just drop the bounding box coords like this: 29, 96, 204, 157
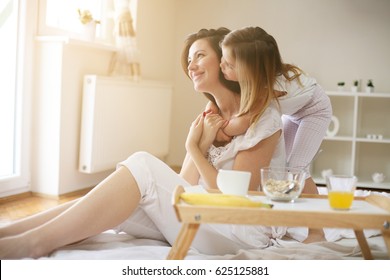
337, 81, 345, 92
351, 80, 359, 92
365, 79, 374, 93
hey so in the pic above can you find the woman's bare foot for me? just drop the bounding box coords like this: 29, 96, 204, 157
303, 228, 325, 243
302, 177, 319, 194
0, 224, 9, 238
0, 232, 45, 259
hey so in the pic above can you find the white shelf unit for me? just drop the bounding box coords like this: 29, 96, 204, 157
312, 91, 390, 190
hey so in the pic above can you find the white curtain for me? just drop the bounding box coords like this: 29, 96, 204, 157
109, 0, 140, 80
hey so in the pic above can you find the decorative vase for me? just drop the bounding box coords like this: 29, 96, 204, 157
366, 86, 374, 93
321, 169, 333, 180
372, 173, 385, 183
326, 116, 340, 137
81, 21, 96, 41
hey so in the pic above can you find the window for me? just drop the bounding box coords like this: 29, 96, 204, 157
38, 0, 138, 45
38, 0, 138, 44
0, 0, 17, 178
43, 0, 106, 39
0, 0, 31, 196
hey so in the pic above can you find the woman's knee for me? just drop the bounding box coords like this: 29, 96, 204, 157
128, 151, 154, 161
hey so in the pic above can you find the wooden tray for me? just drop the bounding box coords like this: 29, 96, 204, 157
167, 185, 390, 260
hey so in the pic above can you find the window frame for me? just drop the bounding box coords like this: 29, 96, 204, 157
37, 0, 116, 45
0, 0, 35, 197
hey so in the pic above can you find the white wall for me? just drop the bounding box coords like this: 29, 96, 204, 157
31, 40, 116, 196
136, 0, 176, 81
166, 0, 390, 166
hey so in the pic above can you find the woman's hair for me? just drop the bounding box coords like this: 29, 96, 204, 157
181, 27, 241, 104
221, 26, 303, 125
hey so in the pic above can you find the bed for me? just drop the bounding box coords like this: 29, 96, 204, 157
39, 230, 388, 260
39, 189, 390, 260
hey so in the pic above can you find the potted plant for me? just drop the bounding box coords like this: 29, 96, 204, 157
351, 80, 359, 92
77, 9, 100, 41
78, 9, 100, 25
366, 79, 374, 93
337, 81, 345, 92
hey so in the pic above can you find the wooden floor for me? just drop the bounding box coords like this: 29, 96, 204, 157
0, 189, 89, 223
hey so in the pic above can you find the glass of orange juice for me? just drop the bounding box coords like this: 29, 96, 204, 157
326, 175, 357, 210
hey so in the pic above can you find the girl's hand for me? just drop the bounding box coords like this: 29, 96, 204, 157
204, 109, 232, 144
200, 113, 226, 151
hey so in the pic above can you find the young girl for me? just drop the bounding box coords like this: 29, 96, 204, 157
216, 26, 332, 194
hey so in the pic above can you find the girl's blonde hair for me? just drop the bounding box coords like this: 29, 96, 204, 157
221, 26, 303, 125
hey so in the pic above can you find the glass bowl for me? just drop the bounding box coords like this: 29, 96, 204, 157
260, 167, 306, 202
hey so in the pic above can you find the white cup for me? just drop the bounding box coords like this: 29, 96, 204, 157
217, 169, 251, 196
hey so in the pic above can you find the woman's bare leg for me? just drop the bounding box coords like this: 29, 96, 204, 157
0, 166, 141, 259
0, 199, 78, 238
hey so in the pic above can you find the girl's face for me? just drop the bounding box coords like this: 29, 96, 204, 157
187, 39, 221, 93
220, 47, 238, 82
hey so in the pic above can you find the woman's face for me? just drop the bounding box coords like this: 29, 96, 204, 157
187, 39, 221, 92
220, 46, 238, 82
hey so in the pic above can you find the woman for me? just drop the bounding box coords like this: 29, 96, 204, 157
0, 28, 291, 259
214, 26, 332, 194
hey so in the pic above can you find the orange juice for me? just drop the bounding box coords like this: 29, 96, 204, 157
328, 191, 354, 209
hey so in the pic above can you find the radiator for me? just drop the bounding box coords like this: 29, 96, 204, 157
79, 75, 172, 173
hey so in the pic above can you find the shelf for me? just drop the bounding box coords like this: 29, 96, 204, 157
312, 91, 390, 190
356, 138, 390, 144
357, 180, 390, 190
327, 91, 390, 97
35, 36, 118, 52
313, 176, 390, 191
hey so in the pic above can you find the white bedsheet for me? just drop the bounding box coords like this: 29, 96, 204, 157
38, 230, 388, 260
37, 188, 389, 260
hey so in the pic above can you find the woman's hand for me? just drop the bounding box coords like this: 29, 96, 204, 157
185, 113, 204, 154
184, 112, 224, 190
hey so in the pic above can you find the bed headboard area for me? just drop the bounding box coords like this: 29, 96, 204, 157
79, 75, 172, 174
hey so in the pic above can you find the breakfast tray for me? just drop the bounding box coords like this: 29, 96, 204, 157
167, 185, 390, 260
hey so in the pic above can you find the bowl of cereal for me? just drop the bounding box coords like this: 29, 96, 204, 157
260, 167, 306, 202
